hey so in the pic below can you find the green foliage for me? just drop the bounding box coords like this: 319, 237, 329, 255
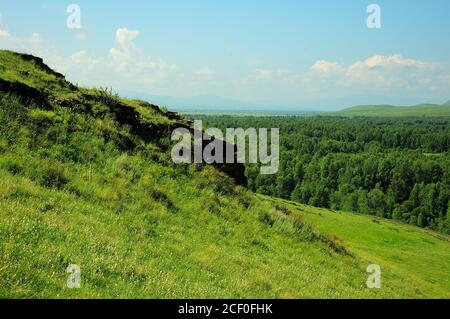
334, 104, 450, 117
30, 160, 68, 189
202, 116, 450, 233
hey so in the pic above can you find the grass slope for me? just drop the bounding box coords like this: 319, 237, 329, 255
334, 104, 450, 117
267, 196, 450, 297
1, 50, 449, 298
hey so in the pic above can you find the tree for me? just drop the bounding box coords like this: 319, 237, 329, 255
393, 204, 408, 221
357, 189, 370, 214
368, 186, 388, 217
417, 213, 425, 228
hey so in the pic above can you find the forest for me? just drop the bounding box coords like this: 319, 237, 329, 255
200, 116, 450, 234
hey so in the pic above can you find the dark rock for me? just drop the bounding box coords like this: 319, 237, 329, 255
0, 78, 50, 108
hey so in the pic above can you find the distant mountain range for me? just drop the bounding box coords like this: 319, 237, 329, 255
118, 90, 301, 112
118, 90, 398, 112
118, 89, 450, 116
118, 91, 241, 110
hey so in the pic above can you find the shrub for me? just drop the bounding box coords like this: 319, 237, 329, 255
196, 166, 234, 195
0, 155, 25, 175
28, 160, 69, 189
29, 109, 60, 126
0, 93, 28, 124
148, 188, 178, 213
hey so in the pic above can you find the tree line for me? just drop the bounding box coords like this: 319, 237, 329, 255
199, 116, 450, 234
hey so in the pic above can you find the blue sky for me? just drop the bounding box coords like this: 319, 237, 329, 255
1, 0, 450, 110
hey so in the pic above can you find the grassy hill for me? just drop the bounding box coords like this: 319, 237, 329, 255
267, 196, 450, 296
0, 50, 449, 298
334, 104, 450, 117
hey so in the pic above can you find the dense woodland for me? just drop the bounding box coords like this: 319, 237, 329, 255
200, 116, 450, 234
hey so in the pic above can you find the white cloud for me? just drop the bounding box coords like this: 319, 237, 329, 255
346, 54, 434, 80
115, 28, 139, 49
29, 33, 42, 44
348, 54, 434, 72
109, 28, 141, 72
0, 29, 9, 37
304, 54, 444, 95
109, 28, 138, 72
310, 60, 343, 74
69, 50, 100, 71
196, 66, 215, 78
243, 68, 287, 84
0, 16, 9, 37
109, 27, 178, 84
240, 54, 449, 101
342, 55, 438, 93
74, 31, 88, 41
254, 68, 273, 80
309, 55, 435, 81
441, 74, 450, 84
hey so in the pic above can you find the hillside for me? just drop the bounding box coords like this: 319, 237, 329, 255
334, 104, 450, 117
268, 196, 450, 294
0, 50, 449, 298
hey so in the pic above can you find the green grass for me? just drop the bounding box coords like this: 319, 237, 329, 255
1, 49, 449, 298
333, 104, 450, 117
1, 159, 449, 298
268, 196, 450, 297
